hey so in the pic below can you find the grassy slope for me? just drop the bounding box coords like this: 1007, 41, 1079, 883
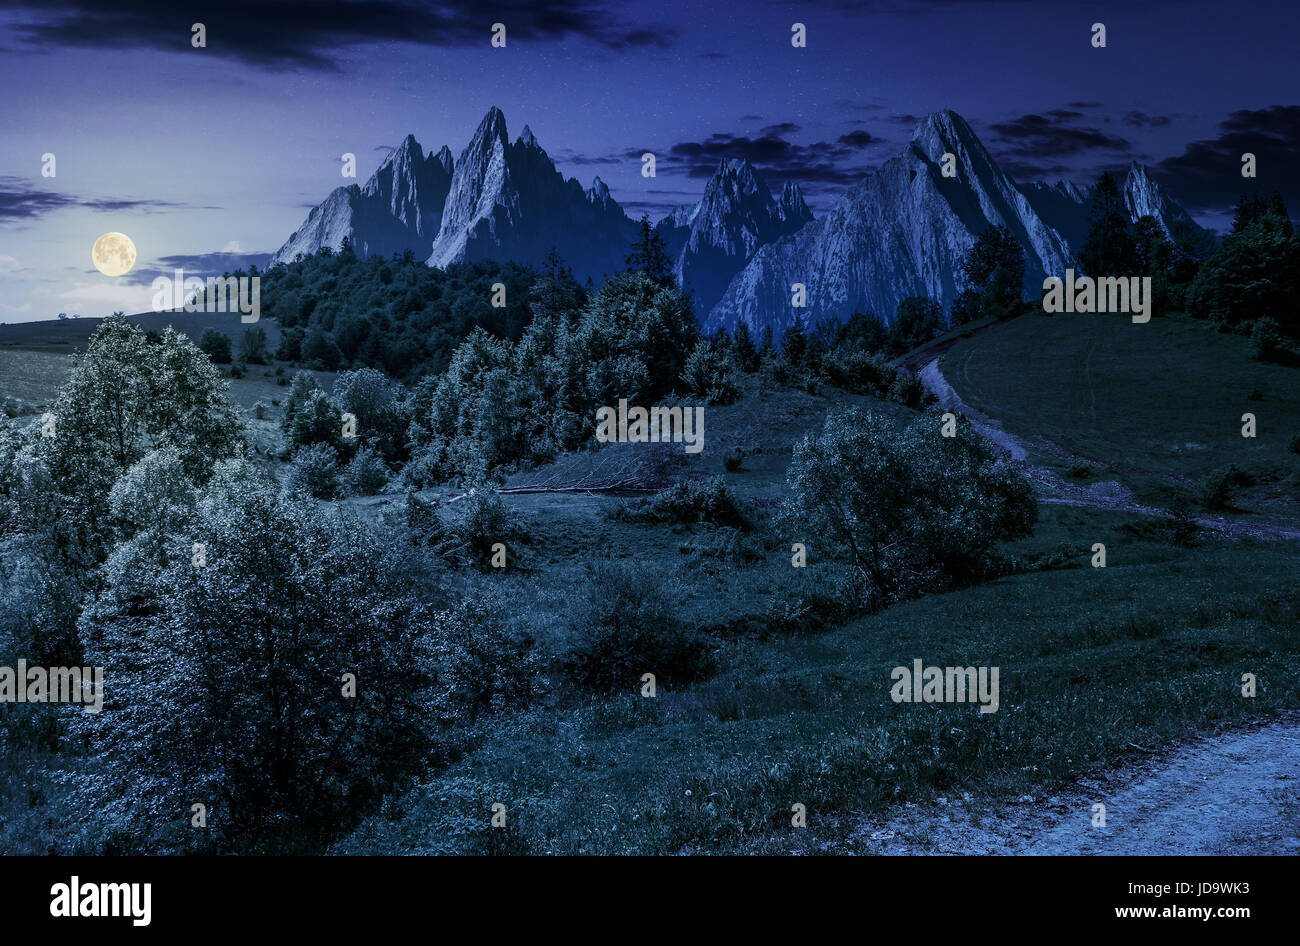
6, 311, 1298, 855
334, 325, 1300, 854
939, 311, 1300, 513
338, 499, 1300, 854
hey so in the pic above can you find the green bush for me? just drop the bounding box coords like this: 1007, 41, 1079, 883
614, 476, 753, 530
342, 446, 390, 496
1200, 464, 1254, 510
561, 561, 713, 692
782, 407, 1036, 611
285, 442, 340, 499
198, 329, 232, 364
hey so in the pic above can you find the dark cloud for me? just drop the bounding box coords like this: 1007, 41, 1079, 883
888, 114, 922, 126
988, 111, 1133, 164
1123, 111, 1175, 128
648, 126, 873, 187
1066, 101, 1103, 109
0, 177, 197, 222
0, 0, 676, 70
837, 130, 877, 148
118, 251, 274, 287
760, 122, 801, 136
1153, 105, 1300, 213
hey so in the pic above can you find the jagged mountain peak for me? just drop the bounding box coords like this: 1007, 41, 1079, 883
779, 180, 813, 224
587, 176, 612, 203
912, 109, 982, 152
433, 144, 454, 173
472, 106, 510, 147
517, 124, 538, 148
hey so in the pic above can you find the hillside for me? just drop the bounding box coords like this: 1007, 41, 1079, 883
935, 310, 1300, 520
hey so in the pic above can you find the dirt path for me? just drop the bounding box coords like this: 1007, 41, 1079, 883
917, 356, 1300, 541
850, 714, 1300, 855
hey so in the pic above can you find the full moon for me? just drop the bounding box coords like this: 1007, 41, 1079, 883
91, 232, 137, 277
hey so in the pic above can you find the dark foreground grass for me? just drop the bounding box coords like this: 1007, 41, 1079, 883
335, 507, 1300, 855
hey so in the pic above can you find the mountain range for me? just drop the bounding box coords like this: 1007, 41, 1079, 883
274, 106, 1205, 337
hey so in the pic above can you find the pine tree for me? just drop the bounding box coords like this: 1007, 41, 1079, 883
1079, 172, 1137, 276
625, 216, 675, 288
733, 320, 759, 372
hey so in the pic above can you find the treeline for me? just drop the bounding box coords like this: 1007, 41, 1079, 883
1075, 175, 1299, 357
205, 242, 540, 380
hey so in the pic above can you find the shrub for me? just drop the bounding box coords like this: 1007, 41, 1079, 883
198, 329, 232, 364
285, 442, 340, 499
1200, 464, 1254, 510
427, 595, 544, 724
71, 463, 439, 853
450, 489, 519, 560
341, 446, 389, 496
561, 561, 713, 692
782, 408, 1037, 611
239, 327, 271, 365
722, 447, 745, 472
1250, 317, 1284, 362
615, 476, 753, 530
682, 339, 742, 405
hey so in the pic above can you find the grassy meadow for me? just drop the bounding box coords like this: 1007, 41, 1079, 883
1, 305, 1297, 855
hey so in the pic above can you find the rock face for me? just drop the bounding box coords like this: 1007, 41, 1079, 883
274, 108, 637, 283
654, 159, 814, 316
272, 134, 453, 265
427, 108, 637, 282
1120, 161, 1204, 239
706, 112, 1206, 338
706, 110, 1074, 337
275, 107, 1208, 338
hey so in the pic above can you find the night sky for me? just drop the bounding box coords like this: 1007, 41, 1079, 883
1, 0, 1297, 322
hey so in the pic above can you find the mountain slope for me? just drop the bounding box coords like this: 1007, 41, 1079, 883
425, 108, 636, 283
656, 158, 814, 316
272, 134, 452, 265
275, 108, 636, 283
705, 110, 1073, 337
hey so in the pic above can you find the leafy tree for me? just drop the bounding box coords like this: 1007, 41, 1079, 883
288, 389, 344, 454
573, 271, 698, 406
954, 224, 1026, 324
332, 367, 407, 462
1191, 193, 1299, 334
198, 329, 233, 364
303, 328, 343, 370
782, 315, 808, 367
280, 371, 323, 435
275, 326, 306, 362
285, 442, 341, 498
37, 318, 241, 561
782, 408, 1036, 611
890, 297, 944, 354
239, 327, 271, 365
682, 339, 741, 405
73, 461, 439, 853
